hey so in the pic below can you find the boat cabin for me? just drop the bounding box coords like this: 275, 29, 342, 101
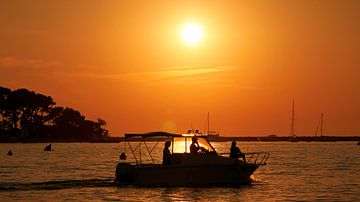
121, 131, 268, 166
121, 132, 224, 165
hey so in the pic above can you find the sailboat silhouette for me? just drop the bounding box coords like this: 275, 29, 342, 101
289, 99, 299, 142
314, 113, 335, 142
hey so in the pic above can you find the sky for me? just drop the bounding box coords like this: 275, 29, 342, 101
1, 0, 360, 136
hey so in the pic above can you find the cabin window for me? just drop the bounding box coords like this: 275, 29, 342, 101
172, 137, 215, 153
173, 137, 190, 153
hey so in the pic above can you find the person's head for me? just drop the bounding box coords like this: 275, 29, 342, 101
192, 137, 198, 143
231, 141, 236, 147
165, 141, 171, 148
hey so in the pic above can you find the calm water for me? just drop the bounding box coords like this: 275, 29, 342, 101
0, 142, 359, 201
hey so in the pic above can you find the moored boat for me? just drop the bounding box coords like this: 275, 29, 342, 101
289, 100, 300, 142
115, 132, 269, 187
314, 113, 336, 142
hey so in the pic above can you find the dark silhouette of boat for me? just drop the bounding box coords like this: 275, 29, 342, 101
7, 150, 13, 156
115, 132, 269, 187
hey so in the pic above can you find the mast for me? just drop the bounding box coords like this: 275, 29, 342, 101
290, 99, 295, 137
315, 119, 320, 136
207, 112, 210, 135
204, 112, 210, 135
320, 113, 323, 138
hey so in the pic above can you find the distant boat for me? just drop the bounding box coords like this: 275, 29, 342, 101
289, 100, 299, 142
7, 150, 13, 156
44, 144, 52, 151
201, 112, 226, 142
204, 112, 220, 137
314, 113, 335, 142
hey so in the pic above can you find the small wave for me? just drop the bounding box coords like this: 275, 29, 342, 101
0, 178, 117, 191
250, 176, 268, 184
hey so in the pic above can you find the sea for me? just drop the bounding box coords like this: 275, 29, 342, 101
0, 141, 359, 201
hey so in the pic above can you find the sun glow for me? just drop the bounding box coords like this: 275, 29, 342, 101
181, 22, 203, 45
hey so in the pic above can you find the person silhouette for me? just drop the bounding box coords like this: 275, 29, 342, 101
7, 150, 13, 156
163, 141, 172, 165
230, 141, 246, 162
190, 137, 201, 155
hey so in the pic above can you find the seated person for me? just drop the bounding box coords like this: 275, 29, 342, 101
230, 141, 246, 162
190, 137, 200, 154
163, 141, 172, 165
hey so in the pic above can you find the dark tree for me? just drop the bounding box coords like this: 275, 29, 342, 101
0, 86, 109, 140
0, 87, 12, 133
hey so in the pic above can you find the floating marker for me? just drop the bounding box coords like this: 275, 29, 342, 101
119, 152, 126, 160
44, 144, 52, 151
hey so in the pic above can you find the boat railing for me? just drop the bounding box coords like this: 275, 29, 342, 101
244, 152, 269, 165
220, 152, 270, 166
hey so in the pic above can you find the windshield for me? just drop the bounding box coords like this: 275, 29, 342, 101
172, 137, 215, 153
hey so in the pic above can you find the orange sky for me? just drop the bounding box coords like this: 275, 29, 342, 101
1, 1, 360, 136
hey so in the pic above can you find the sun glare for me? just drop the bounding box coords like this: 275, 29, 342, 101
181, 22, 203, 45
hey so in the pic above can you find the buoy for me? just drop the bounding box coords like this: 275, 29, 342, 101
119, 152, 127, 160
44, 144, 52, 151
7, 150, 13, 156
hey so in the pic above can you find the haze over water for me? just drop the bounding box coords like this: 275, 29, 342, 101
1, 142, 359, 201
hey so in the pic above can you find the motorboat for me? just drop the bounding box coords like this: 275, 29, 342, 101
115, 131, 269, 187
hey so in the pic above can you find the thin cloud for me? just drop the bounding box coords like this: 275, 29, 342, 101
0, 57, 60, 69
0, 57, 239, 88
110, 65, 238, 87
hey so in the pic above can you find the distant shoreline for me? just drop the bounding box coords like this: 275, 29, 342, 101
0, 136, 359, 143
0, 137, 123, 143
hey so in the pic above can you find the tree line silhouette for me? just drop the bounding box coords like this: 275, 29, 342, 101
0, 87, 108, 140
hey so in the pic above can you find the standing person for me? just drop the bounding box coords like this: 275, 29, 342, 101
230, 141, 246, 162
163, 141, 172, 165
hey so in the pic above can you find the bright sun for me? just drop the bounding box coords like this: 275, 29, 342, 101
181, 22, 203, 45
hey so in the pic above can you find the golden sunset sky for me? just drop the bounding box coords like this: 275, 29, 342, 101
1, 1, 360, 136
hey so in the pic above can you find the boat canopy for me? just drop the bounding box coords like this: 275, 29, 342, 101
172, 136, 216, 153
124, 131, 183, 139
124, 131, 216, 153
124, 131, 211, 139
121, 131, 218, 165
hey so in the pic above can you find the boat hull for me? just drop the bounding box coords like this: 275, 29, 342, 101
116, 162, 258, 187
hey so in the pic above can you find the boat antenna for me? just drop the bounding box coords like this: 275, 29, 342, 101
203, 112, 210, 135
207, 112, 210, 135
